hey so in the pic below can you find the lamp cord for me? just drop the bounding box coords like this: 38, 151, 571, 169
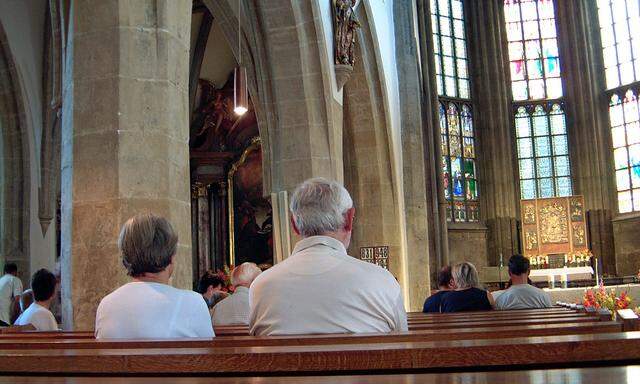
238, 0, 241, 65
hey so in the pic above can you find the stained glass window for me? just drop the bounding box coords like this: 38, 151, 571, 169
504, 0, 563, 101
609, 89, 640, 213
597, 1, 640, 213
515, 103, 572, 199
439, 102, 479, 222
431, 0, 471, 98
596, 0, 640, 89
432, 0, 479, 222
504, 0, 572, 200
514, 104, 572, 199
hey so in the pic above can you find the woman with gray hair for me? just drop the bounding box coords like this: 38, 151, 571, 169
95, 213, 214, 339
439, 262, 495, 313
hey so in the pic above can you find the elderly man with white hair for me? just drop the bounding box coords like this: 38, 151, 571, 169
211, 262, 261, 326
249, 177, 408, 335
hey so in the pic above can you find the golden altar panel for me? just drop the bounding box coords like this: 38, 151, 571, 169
521, 196, 588, 256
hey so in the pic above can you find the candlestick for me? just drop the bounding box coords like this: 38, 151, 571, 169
595, 257, 599, 286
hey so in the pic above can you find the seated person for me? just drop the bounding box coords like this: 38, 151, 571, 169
197, 271, 227, 309
495, 254, 552, 310
249, 178, 408, 335
441, 262, 494, 312
14, 269, 58, 331
19, 289, 34, 313
95, 213, 214, 339
423, 266, 453, 313
212, 262, 261, 325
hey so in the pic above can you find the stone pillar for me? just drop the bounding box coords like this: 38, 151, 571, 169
60, 0, 193, 330
555, 0, 617, 274
394, 1, 433, 309
194, 183, 211, 275
467, 0, 520, 265
417, 0, 450, 281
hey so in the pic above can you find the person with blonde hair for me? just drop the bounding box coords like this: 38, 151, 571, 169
440, 262, 494, 312
95, 213, 214, 339
211, 262, 262, 326
249, 178, 407, 335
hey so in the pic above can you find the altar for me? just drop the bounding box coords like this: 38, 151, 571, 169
520, 195, 596, 286
529, 266, 594, 287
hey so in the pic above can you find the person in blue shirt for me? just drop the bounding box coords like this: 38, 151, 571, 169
422, 266, 453, 313
440, 262, 495, 313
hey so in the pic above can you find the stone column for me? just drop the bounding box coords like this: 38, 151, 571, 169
194, 183, 211, 275
394, 0, 433, 310
555, 0, 617, 274
417, 0, 450, 281
467, 0, 520, 266
60, 0, 193, 330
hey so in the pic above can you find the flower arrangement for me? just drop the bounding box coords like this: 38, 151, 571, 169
582, 283, 631, 313
214, 265, 235, 293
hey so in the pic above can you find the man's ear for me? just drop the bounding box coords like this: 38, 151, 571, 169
290, 213, 301, 236
344, 207, 356, 232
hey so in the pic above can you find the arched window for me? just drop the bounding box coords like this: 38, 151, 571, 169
597, 0, 640, 213
432, 0, 479, 222
504, 0, 573, 199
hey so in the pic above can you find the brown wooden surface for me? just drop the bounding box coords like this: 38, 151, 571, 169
0, 365, 637, 383
0, 321, 620, 349
1, 332, 640, 374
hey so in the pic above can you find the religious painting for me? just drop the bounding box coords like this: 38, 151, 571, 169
520, 195, 588, 257
228, 139, 273, 268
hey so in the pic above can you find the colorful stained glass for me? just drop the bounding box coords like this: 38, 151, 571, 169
597, 0, 640, 89
504, 0, 563, 101
432, 0, 477, 222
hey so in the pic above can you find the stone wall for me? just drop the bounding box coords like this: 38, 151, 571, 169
448, 227, 489, 270
613, 216, 640, 277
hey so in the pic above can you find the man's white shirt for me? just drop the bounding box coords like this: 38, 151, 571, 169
249, 236, 408, 335
15, 302, 58, 331
211, 286, 250, 325
95, 281, 214, 339
0, 274, 23, 324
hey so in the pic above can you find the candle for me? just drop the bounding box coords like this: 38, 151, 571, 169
595, 257, 599, 286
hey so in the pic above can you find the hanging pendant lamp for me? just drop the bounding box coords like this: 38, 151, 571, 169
234, 66, 248, 115
234, 0, 248, 116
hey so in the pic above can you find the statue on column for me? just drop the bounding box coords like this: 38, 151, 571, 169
333, 0, 360, 90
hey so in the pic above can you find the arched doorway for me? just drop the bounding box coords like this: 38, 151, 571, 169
189, 2, 272, 285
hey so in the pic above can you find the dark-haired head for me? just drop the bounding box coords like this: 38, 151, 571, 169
31, 269, 57, 302
508, 254, 530, 276
3, 263, 17, 275
437, 265, 453, 289
197, 271, 225, 294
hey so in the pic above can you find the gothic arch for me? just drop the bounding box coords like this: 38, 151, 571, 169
0, 22, 30, 277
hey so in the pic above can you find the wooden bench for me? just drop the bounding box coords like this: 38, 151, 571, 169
1, 332, 640, 374
0, 364, 636, 383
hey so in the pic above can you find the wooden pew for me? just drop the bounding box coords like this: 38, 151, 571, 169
0, 365, 637, 383
1, 332, 640, 374
0, 321, 622, 349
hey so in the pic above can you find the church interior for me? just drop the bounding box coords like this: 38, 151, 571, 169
1, 0, 640, 381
